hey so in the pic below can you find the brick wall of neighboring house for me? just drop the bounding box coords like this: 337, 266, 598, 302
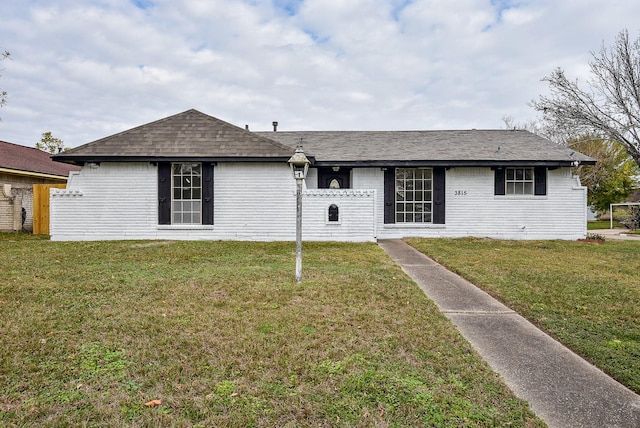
0, 172, 65, 232
0, 187, 26, 232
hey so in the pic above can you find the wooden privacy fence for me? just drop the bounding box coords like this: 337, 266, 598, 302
33, 184, 66, 235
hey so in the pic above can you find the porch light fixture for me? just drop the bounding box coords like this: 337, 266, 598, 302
288, 141, 310, 283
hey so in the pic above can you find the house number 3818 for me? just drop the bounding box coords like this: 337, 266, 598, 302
454, 190, 467, 196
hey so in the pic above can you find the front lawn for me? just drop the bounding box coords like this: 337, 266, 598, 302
588, 220, 625, 230
407, 238, 640, 394
0, 235, 543, 427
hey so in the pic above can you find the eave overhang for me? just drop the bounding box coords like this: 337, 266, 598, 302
0, 167, 71, 180
52, 155, 594, 168
51, 155, 305, 166
312, 159, 596, 168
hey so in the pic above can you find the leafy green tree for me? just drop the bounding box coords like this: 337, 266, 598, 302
36, 131, 67, 154
569, 137, 639, 213
502, 115, 639, 213
532, 29, 640, 168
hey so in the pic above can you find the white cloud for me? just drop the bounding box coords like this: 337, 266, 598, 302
1, 0, 640, 147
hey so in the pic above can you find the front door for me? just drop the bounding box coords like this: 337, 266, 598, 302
317, 167, 351, 189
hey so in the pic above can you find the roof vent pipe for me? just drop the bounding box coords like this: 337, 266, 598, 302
272, 121, 278, 132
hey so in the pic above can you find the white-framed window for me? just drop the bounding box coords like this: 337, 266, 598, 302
172, 163, 202, 224
395, 168, 433, 223
506, 167, 534, 195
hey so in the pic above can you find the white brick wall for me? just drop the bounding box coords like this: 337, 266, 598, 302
50, 163, 158, 240
301, 190, 376, 242
50, 163, 587, 241
50, 162, 375, 242
366, 167, 587, 240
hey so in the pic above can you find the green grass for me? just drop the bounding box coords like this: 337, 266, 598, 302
406, 237, 640, 394
587, 221, 625, 230
0, 235, 543, 427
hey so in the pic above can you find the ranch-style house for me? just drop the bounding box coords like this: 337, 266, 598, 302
50, 109, 594, 242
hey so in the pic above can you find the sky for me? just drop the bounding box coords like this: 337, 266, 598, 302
1, 0, 640, 149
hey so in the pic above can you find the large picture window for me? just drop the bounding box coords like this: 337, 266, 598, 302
172, 163, 202, 224
384, 167, 445, 225
395, 168, 433, 223
158, 162, 214, 226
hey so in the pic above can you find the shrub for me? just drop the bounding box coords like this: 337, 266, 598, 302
586, 233, 605, 241
622, 206, 640, 230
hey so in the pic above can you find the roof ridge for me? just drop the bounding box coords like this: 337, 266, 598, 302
63, 109, 297, 156
195, 110, 297, 153
256, 129, 534, 133
62, 110, 203, 154
0, 139, 47, 153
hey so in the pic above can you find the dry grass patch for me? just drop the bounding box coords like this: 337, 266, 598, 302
0, 236, 543, 427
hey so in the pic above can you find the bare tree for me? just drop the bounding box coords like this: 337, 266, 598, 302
501, 115, 539, 132
501, 115, 568, 144
0, 50, 9, 111
531, 29, 640, 167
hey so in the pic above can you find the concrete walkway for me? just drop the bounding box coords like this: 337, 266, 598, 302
378, 239, 640, 428
594, 228, 640, 240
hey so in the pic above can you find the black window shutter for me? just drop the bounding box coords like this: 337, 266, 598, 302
433, 167, 446, 224
494, 168, 506, 195
202, 163, 214, 225
158, 162, 171, 225
383, 169, 395, 224
534, 166, 547, 196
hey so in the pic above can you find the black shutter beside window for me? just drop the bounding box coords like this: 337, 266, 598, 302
383, 169, 395, 224
202, 162, 214, 225
494, 167, 506, 195
158, 162, 171, 225
534, 166, 547, 196
433, 167, 445, 224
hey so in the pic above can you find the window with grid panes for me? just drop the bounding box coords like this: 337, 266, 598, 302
172, 163, 202, 224
395, 168, 433, 223
506, 167, 534, 195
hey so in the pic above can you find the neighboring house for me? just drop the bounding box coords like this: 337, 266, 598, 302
51, 109, 595, 242
0, 140, 80, 232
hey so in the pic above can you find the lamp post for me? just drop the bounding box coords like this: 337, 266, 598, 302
287, 142, 310, 283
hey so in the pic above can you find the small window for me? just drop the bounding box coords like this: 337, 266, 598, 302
506, 167, 534, 195
328, 204, 339, 222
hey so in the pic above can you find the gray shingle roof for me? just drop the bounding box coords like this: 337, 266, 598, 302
255, 130, 595, 165
53, 109, 595, 166
54, 109, 294, 163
